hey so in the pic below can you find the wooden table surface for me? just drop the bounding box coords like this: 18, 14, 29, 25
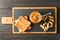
0, 0, 60, 40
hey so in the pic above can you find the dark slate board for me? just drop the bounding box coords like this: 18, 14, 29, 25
14, 9, 55, 32
0, 0, 60, 40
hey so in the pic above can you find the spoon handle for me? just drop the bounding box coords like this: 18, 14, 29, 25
41, 12, 51, 17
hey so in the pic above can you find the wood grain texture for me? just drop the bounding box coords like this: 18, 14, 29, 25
0, 0, 59, 40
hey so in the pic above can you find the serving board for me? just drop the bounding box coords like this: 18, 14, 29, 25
12, 7, 57, 34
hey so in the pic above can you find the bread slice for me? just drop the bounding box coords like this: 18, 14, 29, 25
15, 16, 31, 32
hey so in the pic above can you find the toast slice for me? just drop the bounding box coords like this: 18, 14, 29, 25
15, 16, 31, 32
